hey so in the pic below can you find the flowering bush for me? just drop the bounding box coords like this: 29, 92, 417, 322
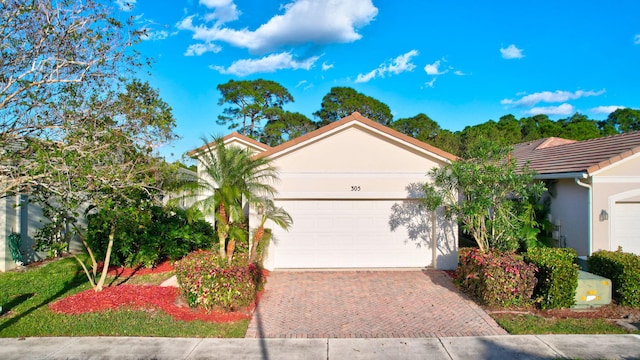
455, 248, 538, 307
174, 250, 263, 312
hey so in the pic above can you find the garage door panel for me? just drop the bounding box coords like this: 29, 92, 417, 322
271, 199, 431, 268
613, 203, 640, 255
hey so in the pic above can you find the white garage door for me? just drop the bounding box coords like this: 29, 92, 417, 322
271, 200, 432, 268
613, 202, 640, 255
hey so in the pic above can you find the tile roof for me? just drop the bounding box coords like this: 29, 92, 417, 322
512, 131, 640, 176
254, 112, 458, 162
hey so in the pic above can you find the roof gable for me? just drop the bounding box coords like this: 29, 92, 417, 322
256, 112, 457, 164
512, 131, 640, 175
188, 132, 271, 157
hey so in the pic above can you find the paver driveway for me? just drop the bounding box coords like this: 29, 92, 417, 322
245, 270, 507, 338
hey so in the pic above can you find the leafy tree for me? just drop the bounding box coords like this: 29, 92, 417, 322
28, 80, 178, 292
458, 121, 508, 156
260, 111, 317, 146
216, 79, 294, 137
0, 0, 145, 195
605, 108, 640, 133
314, 87, 393, 126
558, 113, 601, 141
520, 114, 562, 141
249, 198, 292, 263
430, 129, 461, 156
391, 113, 441, 142
180, 137, 279, 263
423, 139, 546, 252
496, 114, 522, 145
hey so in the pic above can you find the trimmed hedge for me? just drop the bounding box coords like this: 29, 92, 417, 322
174, 251, 263, 312
455, 248, 538, 307
525, 247, 579, 309
588, 249, 640, 307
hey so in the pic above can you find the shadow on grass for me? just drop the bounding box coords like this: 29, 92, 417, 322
1, 293, 35, 315
0, 270, 86, 333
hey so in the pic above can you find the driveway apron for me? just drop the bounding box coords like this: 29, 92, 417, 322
245, 270, 507, 338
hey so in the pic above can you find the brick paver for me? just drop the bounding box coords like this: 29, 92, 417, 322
245, 270, 507, 338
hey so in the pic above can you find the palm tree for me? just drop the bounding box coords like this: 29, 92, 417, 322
250, 198, 293, 263
180, 136, 278, 262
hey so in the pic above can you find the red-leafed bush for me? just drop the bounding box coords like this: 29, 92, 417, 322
455, 247, 538, 307
49, 285, 250, 322
174, 250, 264, 312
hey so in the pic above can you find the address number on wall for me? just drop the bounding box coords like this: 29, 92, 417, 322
351, 186, 361, 191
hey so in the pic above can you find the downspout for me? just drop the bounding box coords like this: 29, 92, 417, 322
574, 176, 592, 256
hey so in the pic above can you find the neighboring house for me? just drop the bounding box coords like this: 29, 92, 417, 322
512, 131, 640, 257
189, 112, 459, 270
0, 195, 49, 272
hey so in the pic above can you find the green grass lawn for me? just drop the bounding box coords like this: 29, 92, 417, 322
492, 313, 636, 335
0, 257, 247, 338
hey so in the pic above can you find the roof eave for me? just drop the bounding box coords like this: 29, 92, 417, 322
533, 172, 588, 180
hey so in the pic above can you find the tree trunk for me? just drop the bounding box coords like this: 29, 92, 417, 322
95, 223, 116, 292
226, 238, 235, 264
249, 226, 264, 263
217, 202, 229, 258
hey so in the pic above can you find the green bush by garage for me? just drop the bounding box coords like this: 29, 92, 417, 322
525, 247, 579, 309
588, 249, 640, 308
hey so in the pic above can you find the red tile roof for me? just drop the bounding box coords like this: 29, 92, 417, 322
512, 131, 640, 176
255, 112, 458, 162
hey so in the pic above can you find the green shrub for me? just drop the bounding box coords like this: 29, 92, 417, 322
174, 250, 263, 312
588, 249, 640, 307
86, 205, 215, 268
525, 247, 579, 309
455, 248, 538, 307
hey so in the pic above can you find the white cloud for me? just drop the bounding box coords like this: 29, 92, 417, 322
355, 69, 379, 83
501, 89, 606, 107
200, 0, 240, 25
115, 0, 136, 11
591, 105, 625, 114
295, 80, 307, 88
182, 0, 378, 54
386, 49, 418, 74
453, 70, 469, 76
141, 30, 169, 41
322, 62, 334, 71
500, 44, 524, 59
185, 43, 222, 56
635, 34, 640, 45
424, 59, 448, 75
210, 52, 319, 76
424, 78, 437, 88
355, 50, 419, 83
526, 103, 574, 116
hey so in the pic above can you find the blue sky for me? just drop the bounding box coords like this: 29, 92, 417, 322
121, 0, 640, 161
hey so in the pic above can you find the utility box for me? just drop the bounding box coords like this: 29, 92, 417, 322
572, 270, 612, 309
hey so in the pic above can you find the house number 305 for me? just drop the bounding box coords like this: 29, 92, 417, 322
351, 186, 361, 191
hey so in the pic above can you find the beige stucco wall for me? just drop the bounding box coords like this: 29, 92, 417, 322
264, 124, 457, 270
591, 154, 640, 253
271, 126, 443, 199
547, 179, 590, 256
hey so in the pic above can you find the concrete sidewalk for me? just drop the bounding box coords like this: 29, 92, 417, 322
1, 335, 639, 359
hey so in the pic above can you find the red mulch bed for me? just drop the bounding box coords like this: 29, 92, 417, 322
105, 260, 174, 277
49, 262, 260, 323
